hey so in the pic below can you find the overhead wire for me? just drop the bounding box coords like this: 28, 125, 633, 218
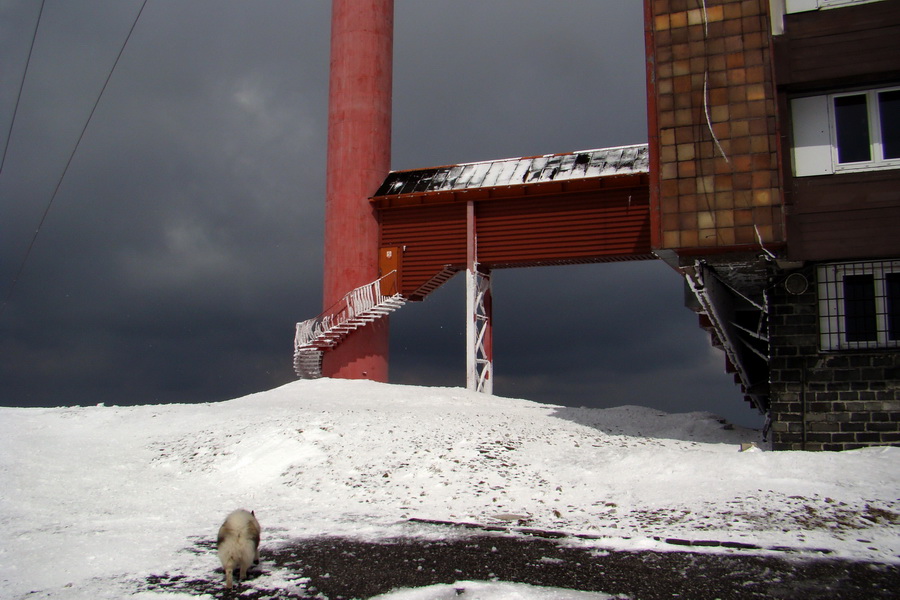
0, 0, 45, 175
1, 0, 149, 319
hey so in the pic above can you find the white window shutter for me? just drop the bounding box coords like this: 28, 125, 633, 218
791, 95, 834, 177
769, 0, 786, 35
785, 0, 818, 13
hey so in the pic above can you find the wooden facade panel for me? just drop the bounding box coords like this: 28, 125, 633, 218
788, 207, 900, 261
776, 3, 900, 89
784, 36, 899, 81
777, 1, 900, 262
787, 171, 900, 261
783, 2, 899, 38
791, 171, 900, 213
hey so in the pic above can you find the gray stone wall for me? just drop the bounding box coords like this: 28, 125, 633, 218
768, 269, 900, 451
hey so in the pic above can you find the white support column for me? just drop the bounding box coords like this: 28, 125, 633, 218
466, 201, 493, 393
466, 267, 493, 393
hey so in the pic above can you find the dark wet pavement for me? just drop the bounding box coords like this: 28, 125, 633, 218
143, 532, 900, 600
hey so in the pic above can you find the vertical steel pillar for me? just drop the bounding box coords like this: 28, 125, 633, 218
466, 201, 493, 393
321, 0, 394, 381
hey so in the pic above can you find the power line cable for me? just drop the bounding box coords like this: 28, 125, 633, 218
1, 0, 149, 319
0, 0, 45, 175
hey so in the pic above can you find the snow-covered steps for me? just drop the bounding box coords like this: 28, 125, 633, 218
293, 347, 325, 379
293, 272, 406, 378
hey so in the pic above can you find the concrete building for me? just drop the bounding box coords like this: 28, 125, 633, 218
645, 0, 900, 449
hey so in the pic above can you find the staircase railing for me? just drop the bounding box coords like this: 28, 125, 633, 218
685, 261, 769, 414
293, 271, 405, 378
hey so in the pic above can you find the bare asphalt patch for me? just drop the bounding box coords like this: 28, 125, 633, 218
142, 531, 900, 600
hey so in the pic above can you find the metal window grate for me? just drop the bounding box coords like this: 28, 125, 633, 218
818, 260, 900, 351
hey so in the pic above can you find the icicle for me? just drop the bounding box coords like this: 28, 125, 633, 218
754, 224, 777, 260
700, 0, 709, 38
704, 71, 729, 163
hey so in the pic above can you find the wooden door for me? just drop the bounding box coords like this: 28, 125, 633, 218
379, 246, 401, 295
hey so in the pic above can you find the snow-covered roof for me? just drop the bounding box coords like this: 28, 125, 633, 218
374, 143, 648, 197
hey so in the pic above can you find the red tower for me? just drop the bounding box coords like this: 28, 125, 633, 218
321, 0, 394, 381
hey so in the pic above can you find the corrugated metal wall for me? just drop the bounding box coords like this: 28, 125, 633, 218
379, 202, 466, 299
377, 177, 653, 299
476, 187, 652, 268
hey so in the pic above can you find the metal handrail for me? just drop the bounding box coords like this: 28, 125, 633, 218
294, 271, 401, 349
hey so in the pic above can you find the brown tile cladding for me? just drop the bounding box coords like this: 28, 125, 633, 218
648, 0, 784, 251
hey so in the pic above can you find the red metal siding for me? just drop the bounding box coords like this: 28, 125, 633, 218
379, 203, 467, 298
476, 188, 652, 267
376, 176, 653, 299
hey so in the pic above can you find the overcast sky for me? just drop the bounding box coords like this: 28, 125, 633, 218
0, 1, 764, 427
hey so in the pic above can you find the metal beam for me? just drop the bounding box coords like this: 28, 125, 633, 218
466, 201, 493, 393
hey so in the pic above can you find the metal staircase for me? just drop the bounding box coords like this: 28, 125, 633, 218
684, 261, 770, 414
293, 272, 406, 378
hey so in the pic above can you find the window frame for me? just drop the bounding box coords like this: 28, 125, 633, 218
791, 85, 900, 177
817, 0, 882, 8
785, 0, 884, 13
829, 87, 900, 173
818, 260, 900, 351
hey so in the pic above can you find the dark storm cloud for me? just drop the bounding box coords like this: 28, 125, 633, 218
0, 1, 761, 427
392, 0, 648, 167
1, 0, 329, 405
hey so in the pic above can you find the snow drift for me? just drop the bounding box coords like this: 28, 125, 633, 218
1, 379, 898, 599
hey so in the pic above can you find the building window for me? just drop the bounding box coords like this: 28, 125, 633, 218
785, 0, 884, 13
791, 86, 900, 177
818, 260, 900, 350
833, 89, 900, 169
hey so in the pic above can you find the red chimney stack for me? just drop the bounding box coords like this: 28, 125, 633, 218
321, 0, 394, 381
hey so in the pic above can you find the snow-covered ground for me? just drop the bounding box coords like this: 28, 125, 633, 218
1, 379, 898, 599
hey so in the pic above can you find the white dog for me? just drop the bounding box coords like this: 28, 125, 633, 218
216, 509, 261, 589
